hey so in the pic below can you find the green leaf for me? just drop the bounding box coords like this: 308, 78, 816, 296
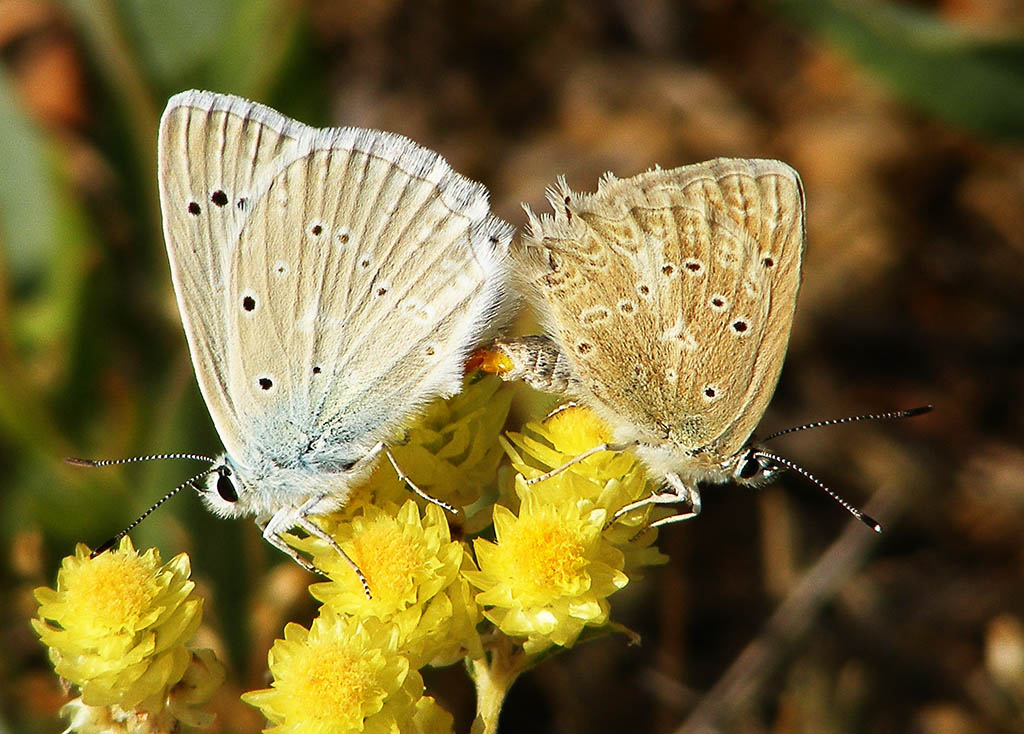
0, 70, 60, 286
114, 0, 300, 97
777, 0, 1024, 139
117, 0, 238, 85
0, 70, 97, 468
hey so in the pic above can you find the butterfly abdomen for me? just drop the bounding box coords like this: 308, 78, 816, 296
472, 336, 578, 395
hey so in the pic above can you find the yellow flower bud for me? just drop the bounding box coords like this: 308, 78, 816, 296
33, 539, 222, 729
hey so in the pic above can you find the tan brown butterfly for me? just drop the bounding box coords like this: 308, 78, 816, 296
474, 158, 927, 531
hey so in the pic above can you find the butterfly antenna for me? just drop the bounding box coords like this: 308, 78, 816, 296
89, 467, 218, 558
760, 405, 933, 443
753, 449, 882, 533
67, 452, 216, 467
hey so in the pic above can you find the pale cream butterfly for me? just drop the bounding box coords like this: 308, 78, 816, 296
479, 158, 926, 531
74, 91, 514, 593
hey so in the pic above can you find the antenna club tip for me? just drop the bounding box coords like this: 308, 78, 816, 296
902, 405, 934, 418
66, 457, 96, 466
90, 538, 117, 558
860, 514, 883, 533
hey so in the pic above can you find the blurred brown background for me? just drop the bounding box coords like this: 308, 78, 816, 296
3, 0, 1024, 732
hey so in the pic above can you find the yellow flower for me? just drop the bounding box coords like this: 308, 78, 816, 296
168, 648, 226, 728
502, 405, 667, 571
504, 405, 642, 506
32, 539, 220, 723
466, 493, 629, 654
345, 374, 512, 520
293, 500, 481, 667
242, 614, 426, 734
57, 649, 225, 734
409, 696, 455, 734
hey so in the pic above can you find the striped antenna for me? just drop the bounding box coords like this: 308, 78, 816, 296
753, 449, 882, 533
68, 451, 221, 558
67, 452, 216, 467
89, 466, 219, 558
751, 405, 932, 532
761, 405, 932, 443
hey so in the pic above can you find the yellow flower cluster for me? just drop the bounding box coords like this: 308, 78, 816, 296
503, 405, 668, 571
467, 404, 666, 654
297, 501, 481, 667
342, 374, 513, 521
32, 539, 224, 732
245, 376, 511, 732
37, 376, 673, 733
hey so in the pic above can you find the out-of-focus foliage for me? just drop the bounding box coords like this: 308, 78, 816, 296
778, 0, 1024, 139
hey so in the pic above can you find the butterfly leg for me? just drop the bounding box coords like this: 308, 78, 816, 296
259, 513, 320, 574
610, 473, 701, 533
379, 443, 457, 514
545, 400, 579, 419
260, 501, 372, 599
645, 480, 702, 530
525, 441, 637, 486
293, 515, 372, 599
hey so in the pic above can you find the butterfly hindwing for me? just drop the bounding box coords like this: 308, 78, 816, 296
516, 159, 804, 456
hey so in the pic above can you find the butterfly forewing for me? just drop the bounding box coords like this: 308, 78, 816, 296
159, 93, 308, 465
159, 91, 511, 472
517, 158, 804, 457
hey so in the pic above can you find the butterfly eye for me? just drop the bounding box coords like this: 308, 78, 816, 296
739, 458, 761, 480
216, 473, 239, 503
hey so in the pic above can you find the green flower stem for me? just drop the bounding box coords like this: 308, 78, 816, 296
471, 637, 530, 734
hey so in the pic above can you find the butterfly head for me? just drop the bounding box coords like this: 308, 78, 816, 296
195, 454, 273, 520
195, 454, 309, 520
196, 451, 363, 521
728, 445, 783, 487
